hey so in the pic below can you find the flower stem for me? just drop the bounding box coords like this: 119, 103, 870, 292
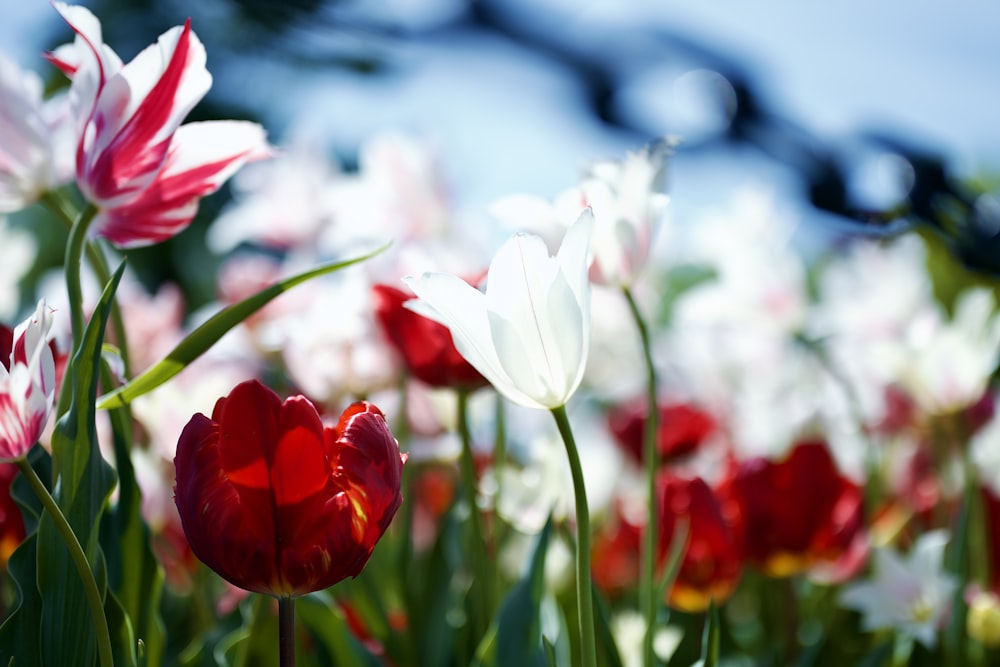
279, 597, 296, 667
624, 286, 660, 667
16, 457, 114, 667
456, 389, 492, 634
56, 202, 100, 419
550, 404, 597, 667
42, 192, 132, 378
64, 202, 100, 354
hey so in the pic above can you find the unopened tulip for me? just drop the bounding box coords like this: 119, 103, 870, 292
173, 380, 405, 597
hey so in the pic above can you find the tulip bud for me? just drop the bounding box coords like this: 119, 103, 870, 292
173, 379, 406, 597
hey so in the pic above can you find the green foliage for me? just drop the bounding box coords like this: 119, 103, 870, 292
97, 244, 389, 410
494, 516, 554, 667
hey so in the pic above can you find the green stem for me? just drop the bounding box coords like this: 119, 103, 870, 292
624, 286, 660, 667
279, 597, 296, 667
945, 450, 977, 667
64, 202, 99, 353
490, 394, 508, 605
456, 389, 492, 634
16, 457, 113, 667
550, 405, 597, 667
42, 192, 132, 378
57, 202, 100, 419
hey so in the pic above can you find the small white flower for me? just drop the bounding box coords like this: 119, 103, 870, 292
840, 530, 958, 648
404, 209, 594, 410
490, 143, 669, 288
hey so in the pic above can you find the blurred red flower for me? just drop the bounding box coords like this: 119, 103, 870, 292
716, 440, 864, 578
173, 379, 406, 597
372, 283, 487, 390
980, 487, 1000, 593
608, 401, 716, 466
0, 462, 25, 569
591, 504, 643, 595
659, 474, 743, 612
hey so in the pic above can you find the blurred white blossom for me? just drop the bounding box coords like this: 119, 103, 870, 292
840, 530, 957, 648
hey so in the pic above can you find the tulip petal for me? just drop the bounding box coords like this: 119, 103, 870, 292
217, 380, 280, 491
84, 22, 211, 205
403, 272, 533, 405
94, 121, 272, 247
486, 233, 563, 402
558, 208, 594, 339
272, 396, 328, 506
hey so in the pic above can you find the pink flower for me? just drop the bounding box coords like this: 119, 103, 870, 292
50, 3, 273, 248
0, 301, 56, 462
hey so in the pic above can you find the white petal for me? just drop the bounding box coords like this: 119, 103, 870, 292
404, 273, 540, 408
486, 233, 566, 402
161, 121, 273, 178
556, 208, 594, 390
90, 23, 211, 164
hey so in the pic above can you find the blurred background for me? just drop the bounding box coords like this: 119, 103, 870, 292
5, 0, 1000, 305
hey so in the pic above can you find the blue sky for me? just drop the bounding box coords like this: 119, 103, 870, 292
5, 0, 998, 239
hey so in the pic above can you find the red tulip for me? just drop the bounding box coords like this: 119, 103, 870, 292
658, 474, 743, 612
173, 380, 406, 597
372, 283, 487, 390
716, 440, 863, 578
608, 400, 716, 465
590, 505, 643, 596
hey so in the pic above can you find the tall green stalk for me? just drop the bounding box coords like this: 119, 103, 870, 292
550, 404, 597, 667
42, 192, 133, 377
624, 286, 660, 667
63, 203, 100, 354
56, 202, 100, 421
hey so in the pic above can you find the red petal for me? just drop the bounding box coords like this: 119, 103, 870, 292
217, 379, 281, 490
271, 396, 327, 506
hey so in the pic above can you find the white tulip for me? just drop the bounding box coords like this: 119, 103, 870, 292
404, 209, 594, 410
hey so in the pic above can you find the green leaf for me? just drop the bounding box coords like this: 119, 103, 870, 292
694, 599, 721, 667
99, 358, 165, 667
857, 640, 893, 667
0, 534, 43, 665
654, 263, 718, 326
97, 245, 389, 409
656, 517, 690, 605
298, 592, 383, 667
945, 478, 975, 664
495, 516, 554, 667
408, 507, 464, 667
37, 261, 124, 666
0, 448, 53, 665
593, 588, 625, 667
105, 591, 138, 667
543, 636, 558, 667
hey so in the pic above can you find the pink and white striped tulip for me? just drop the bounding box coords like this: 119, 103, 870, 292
0, 301, 56, 462
50, 3, 273, 247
